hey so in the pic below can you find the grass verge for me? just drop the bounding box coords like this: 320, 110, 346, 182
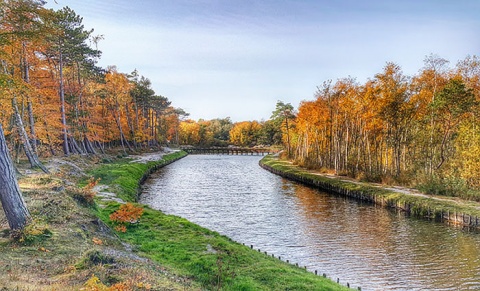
92, 151, 351, 290
260, 155, 480, 228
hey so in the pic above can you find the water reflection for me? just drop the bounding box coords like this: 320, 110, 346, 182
140, 155, 480, 291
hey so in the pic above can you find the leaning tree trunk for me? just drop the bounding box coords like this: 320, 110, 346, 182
0, 123, 31, 231
11, 97, 49, 174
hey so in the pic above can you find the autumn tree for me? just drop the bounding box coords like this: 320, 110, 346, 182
164, 107, 189, 145
229, 121, 262, 147
179, 120, 201, 145
374, 63, 414, 176
431, 78, 476, 170
104, 67, 134, 153
411, 54, 450, 175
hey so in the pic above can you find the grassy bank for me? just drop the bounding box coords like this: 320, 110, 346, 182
0, 153, 193, 290
88, 150, 188, 202
260, 155, 480, 228
92, 151, 351, 290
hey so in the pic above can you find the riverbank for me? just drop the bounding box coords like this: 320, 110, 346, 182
91, 151, 351, 290
260, 155, 480, 228
1, 150, 350, 290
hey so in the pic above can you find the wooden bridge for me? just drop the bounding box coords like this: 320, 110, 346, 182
182, 147, 272, 155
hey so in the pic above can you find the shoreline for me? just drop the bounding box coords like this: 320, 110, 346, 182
259, 155, 480, 229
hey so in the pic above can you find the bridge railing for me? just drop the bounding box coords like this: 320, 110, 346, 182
180, 147, 273, 155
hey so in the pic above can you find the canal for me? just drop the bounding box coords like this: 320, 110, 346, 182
140, 155, 480, 291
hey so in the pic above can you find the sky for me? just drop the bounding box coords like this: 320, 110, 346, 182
44, 0, 479, 122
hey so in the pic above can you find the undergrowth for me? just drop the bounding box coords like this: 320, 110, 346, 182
417, 175, 480, 201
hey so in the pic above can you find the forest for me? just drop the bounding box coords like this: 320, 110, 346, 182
287, 58, 480, 198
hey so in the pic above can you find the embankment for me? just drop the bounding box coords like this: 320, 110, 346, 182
92, 151, 351, 291
260, 155, 480, 228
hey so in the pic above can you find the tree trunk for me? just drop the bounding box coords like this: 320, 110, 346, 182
59, 51, 70, 156
125, 102, 137, 149
0, 123, 31, 231
26, 100, 38, 154
285, 116, 291, 157
11, 97, 49, 173
83, 135, 97, 155
68, 135, 84, 155
112, 106, 133, 154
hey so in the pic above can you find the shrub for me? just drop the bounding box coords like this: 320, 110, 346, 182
109, 203, 144, 232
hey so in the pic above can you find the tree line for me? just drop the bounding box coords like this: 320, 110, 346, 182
176, 116, 284, 148
281, 56, 479, 194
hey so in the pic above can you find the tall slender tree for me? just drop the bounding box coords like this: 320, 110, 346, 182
271, 101, 294, 156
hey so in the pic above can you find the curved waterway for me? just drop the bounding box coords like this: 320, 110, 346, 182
140, 155, 480, 291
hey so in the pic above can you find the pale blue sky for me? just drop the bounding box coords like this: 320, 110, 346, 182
45, 0, 479, 121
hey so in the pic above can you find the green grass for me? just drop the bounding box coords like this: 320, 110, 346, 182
260, 155, 480, 225
88, 151, 187, 201
97, 203, 349, 291
93, 151, 351, 291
